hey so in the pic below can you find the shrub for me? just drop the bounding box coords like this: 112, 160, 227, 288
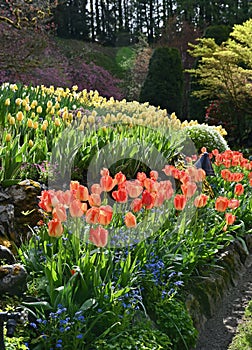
183, 124, 229, 153
139, 47, 184, 117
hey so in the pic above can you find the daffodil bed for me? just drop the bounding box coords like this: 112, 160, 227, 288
0, 83, 251, 350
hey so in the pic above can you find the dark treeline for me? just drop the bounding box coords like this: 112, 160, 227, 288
54, 0, 251, 44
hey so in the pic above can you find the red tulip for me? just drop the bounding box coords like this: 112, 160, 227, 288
86, 207, 100, 224
234, 183, 244, 196
98, 206, 113, 225
150, 170, 158, 181
89, 226, 108, 247
215, 196, 229, 212
38, 190, 54, 212
136, 172, 147, 183
221, 169, 231, 181
131, 198, 142, 212
48, 219, 63, 237
174, 194, 186, 210
112, 188, 128, 203
124, 212, 137, 228
142, 190, 156, 209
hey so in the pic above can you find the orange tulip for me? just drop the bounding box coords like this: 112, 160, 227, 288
88, 193, 101, 207
225, 213, 236, 225
86, 207, 100, 224
194, 194, 208, 208
221, 169, 231, 181
250, 178, 252, 187
126, 180, 143, 198
98, 205, 113, 225
89, 226, 108, 247
69, 199, 84, 217
150, 170, 158, 181
114, 171, 126, 185
215, 196, 229, 212
234, 183, 244, 196
181, 182, 197, 198
174, 194, 186, 210
48, 219, 63, 237
100, 167, 110, 177
124, 212, 137, 228
91, 183, 103, 195
53, 203, 67, 222
136, 172, 147, 183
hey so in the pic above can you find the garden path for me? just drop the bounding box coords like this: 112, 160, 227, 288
194, 255, 252, 350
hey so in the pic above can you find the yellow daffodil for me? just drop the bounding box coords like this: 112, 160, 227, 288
5, 98, 10, 106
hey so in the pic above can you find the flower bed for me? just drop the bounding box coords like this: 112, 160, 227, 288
0, 83, 251, 349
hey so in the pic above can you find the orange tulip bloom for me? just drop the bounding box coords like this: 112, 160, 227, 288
114, 171, 126, 185
88, 193, 101, 207
126, 180, 143, 198
76, 185, 89, 201
136, 172, 147, 183
38, 190, 54, 212
48, 219, 63, 237
53, 203, 67, 222
98, 205, 113, 225
100, 168, 110, 177
234, 183, 244, 196
86, 207, 100, 224
250, 178, 252, 187
69, 199, 85, 217
215, 196, 229, 212
89, 226, 108, 247
91, 183, 103, 195
174, 194, 186, 210
150, 170, 158, 181
181, 182, 197, 198
225, 213, 236, 225
194, 194, 208, 208
100, 175, 116, 192
124, 212, 137, 228
221, 169, 231, 181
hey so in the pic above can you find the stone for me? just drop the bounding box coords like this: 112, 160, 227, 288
0, 264, 27, 296
0, 245, 16, 264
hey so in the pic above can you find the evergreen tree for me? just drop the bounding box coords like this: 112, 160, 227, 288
139, 47, 184, 117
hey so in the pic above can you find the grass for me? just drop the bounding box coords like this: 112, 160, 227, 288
228, 300, 252, 350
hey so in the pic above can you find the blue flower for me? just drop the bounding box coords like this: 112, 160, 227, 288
30, 322, 37, 329
76, 334, 83, 339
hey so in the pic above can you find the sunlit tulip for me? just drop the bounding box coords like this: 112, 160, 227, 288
181, 182, 197, 198
69, 199, 84, 217
86, 207, 100, 224
150, 170, 158, 181
124, 212, 137, 228
48, 219, 63, 237
194, 194, 208, 208
89, 226, 108, 247
234, 183, 244, 196
215, 196, 229, 212
38, 190, 53, 212
98, 205, 113, 225
91, 184, 103, 195
126, 180, 143, 198
16, 111, 24, 121
174, 194, 186, 210
225, 213, 236, 226
114, 171, 126, 185
100, 175, 116, 192
88, 193, 101, 207
53, 203, 67, 222
136, 172, 147, 183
